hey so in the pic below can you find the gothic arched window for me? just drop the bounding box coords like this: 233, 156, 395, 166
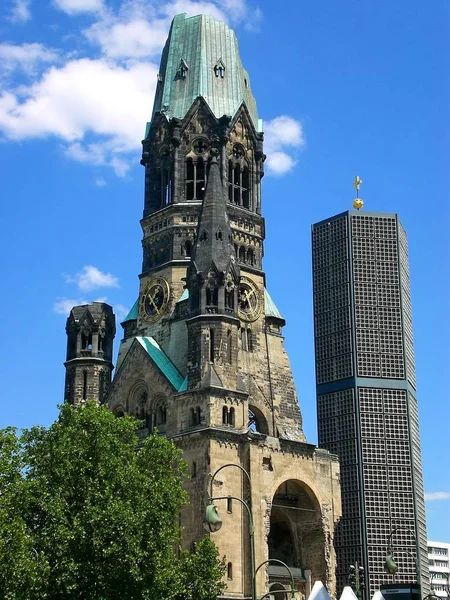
247, 247, 255, 266
228, 145, 250, 209
160, 153, 172, 207
185, 142, 208, 201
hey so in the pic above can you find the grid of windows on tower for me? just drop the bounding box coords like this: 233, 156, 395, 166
350, 215, 406, 379
313, 218, 353, 383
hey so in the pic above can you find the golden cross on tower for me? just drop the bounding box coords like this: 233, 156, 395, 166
352, 175, 364, 210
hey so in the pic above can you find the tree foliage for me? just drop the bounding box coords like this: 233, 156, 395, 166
0, 403, 226, 600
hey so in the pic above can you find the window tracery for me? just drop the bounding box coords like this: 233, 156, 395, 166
228, 144, 250, 208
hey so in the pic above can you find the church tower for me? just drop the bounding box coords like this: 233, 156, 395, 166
64, 302, 116, 406
107, 14, 341, 599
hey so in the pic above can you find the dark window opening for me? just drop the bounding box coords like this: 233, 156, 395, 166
238, 246, 246, 263
268, 519, 295, 567
81, 332, 92, 350
222, 406, 228, 424
192, 461, 197, 478
225, 289, 234, 310
206, 287, 218, 307
247, 328, 253, 352
82, 370, 88, 400
186, 158, 194, 200
228, 162, 249, 208
227, 497, 233, 514
214, 62, 225, 78
227, 329, 232, 363
242, 166, 250, 208
186, 157, 207, 200
209, 328, 215, 362
247, 248, 255, 266
241, 327, 247, 351
196, 157, 206, 199
227, 562, 233, 580
248, 406, 269, 435
191, 406, 202, 426
184, 240, 192, 257
229, 407, 235, 426
98, 370, 106, 404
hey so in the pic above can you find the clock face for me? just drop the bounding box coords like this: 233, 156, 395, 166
237, 277, 262, 322
139, 277, 170, 323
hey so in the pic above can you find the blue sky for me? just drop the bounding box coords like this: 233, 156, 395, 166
0, 0, 449, 544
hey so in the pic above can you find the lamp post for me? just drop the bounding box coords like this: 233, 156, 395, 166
203, 463, 297, 600
384, 526, 419, 585
348, 561, 365, 600
424, 572, 450, 600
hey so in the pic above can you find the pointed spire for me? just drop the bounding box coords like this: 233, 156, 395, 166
191, 152, 237, 277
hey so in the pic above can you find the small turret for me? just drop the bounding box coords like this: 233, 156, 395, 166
64, 302, 116, 405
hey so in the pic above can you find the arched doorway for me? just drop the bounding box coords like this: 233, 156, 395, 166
268, 480, 326, 594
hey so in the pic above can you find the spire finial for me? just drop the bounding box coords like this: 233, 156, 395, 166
352, 175, 364, 210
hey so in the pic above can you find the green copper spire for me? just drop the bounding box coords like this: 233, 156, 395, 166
152, 13, 261, 131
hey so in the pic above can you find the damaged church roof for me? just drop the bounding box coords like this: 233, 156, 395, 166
151, 13, 261, 131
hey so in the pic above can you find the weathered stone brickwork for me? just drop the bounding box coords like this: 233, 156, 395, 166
64, 302, 115, 406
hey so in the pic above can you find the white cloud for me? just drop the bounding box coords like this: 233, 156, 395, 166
424, 491, 450, 501
114, 303, 130, 320
8, 0, 31, 23
0, 43, 58, 76
85, 18, 168, 59
94, 177, 107, 187
65, 266, 119, 291
266, 151, 296, 175
244, 6, 262, 32
53, 297, 88, 315
53, 0, 105, 15
163, 0, 227, 22
65, 141, 132, 177
0, 58, 157, 171
264, 115, 305, 176
53, 295, 111, 315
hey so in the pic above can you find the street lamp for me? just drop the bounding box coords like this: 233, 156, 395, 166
384, 526, 418, 583
348, 561, 365, 600
424, 572, 450, 600
203, 463, 297, 600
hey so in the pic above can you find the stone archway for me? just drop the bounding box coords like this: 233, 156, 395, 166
268, 480, 326, 593
268, 582, 289, 599
248, 404, 269, 435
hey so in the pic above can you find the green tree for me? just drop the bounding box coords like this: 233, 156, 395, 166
177, 538, 227, 600
0, 403, 226, 600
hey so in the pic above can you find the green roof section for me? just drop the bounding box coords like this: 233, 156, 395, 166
177, 288, 189, 302
122, 298, 138, 323
152, 13, 260, 131
264, 289, 284, 319
137, 337, 185, 391
179, 376, 188, 392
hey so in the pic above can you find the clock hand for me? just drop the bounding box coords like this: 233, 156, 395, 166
147, 294, 160, 313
